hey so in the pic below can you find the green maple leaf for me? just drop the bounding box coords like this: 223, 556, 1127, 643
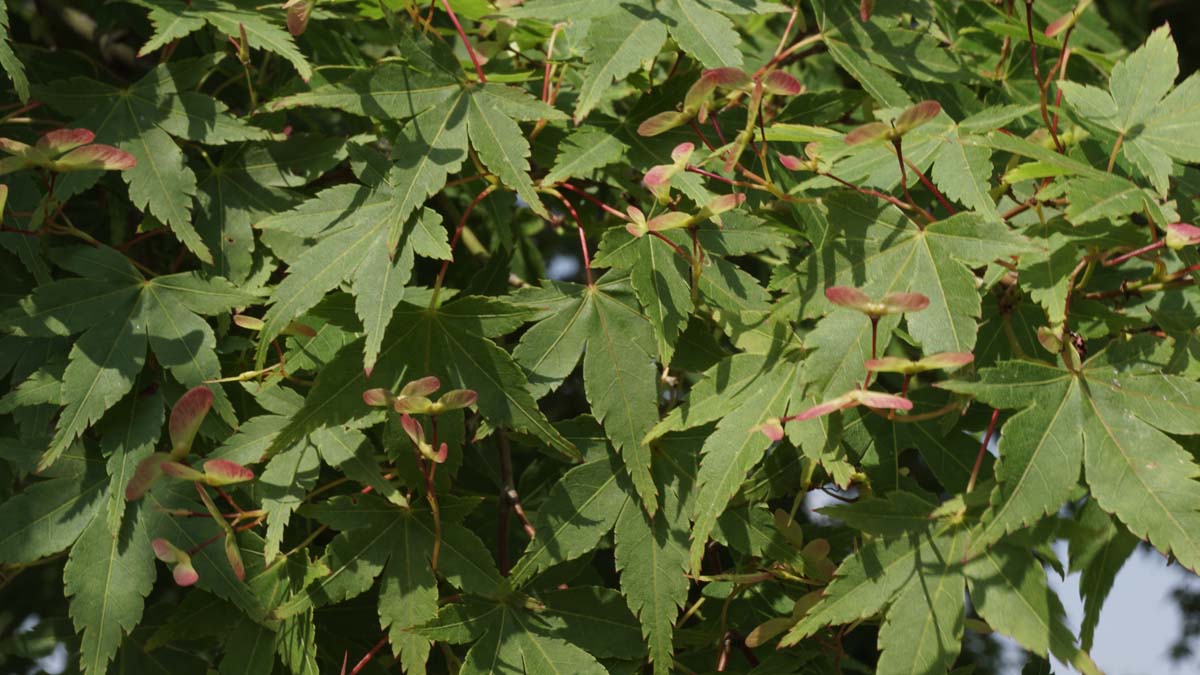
65, 499, 158, 674
512, 274, 660, 509
0, 0, 28, 101
790, 194, 1035, 391
942, 336, 1200, 565
0, 461, 107, 564
508, 448, 628, 584
572, 9, 667, 124
9, 246, 257, 469
660, 347, 805, 572
1059, 26, 1200, 195
36, 56, 276, 263
782, 523, 1100, 675
267, 31, 565, 221
613, 456, 693, 675
128, 0, 312, 80
542, 127, 629, 185
278, 494, 500, 670
593, 230, 694, 366
416, 587, 641, 675
1068, 500, 1139, 651
195, 152, 302, 284
266, 295, 577, 462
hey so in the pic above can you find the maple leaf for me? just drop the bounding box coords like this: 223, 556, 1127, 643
942, 336, 1200, 565
36, 56, 276, 263
1058, 24, 1200, 194
8, 246, 258, 469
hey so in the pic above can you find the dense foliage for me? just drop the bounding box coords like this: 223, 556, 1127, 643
2, 1, 1200, 673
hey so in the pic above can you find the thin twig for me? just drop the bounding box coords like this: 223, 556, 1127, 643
439, 0, 486, 82
431, 185, 495, 308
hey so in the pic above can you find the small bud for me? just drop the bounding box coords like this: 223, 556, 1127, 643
233, 314, 265, 331
1037, 325, 1063, 354
152, 538, 199, 586
844, 121, 891, 146
758, 417, 785, 441
37, 128, 95, 154
53, 144, 137, 172
865, 352, 974, 375
393, 395, 435, 414
860, 0, 875, 22
825, 286, 929, 317
778, 153, 804, 171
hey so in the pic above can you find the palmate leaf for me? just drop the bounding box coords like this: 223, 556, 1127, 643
195, 155, 301, 284
791, 193, 1035, 361
543, 128, 629, 185
9, 247, 256, 468
613, 456, 692, 675
256, 154, 451, 371
874, 530, 967, 675
686, 349, 804, 572
930, 124, 1000, 220
0, 463, 107, 564
508, 451, 627, 584
942, 337, 1200, 566
966, 545, 1102, 674
572, 8, 667, 123
512, 275, 660, 509
1059, 25, 1200, 195
65, 499, 158, 674
416, 588, 641, 675
0, 0, 28, 101
1068, 499, 1139, 651
594, 229, 694, 365
267, 296, 576, 462
36, 57, 276, 263
128, 0, 312, 80
784, 526, 1099, 675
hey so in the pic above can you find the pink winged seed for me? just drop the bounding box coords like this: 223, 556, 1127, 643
37, 128, 95, 153
762, 71, 803, 96
203, 459, 255, 485
400, 376, 441, 398
55, 144, 137, 171
824, 286, 872, 310
169, 386, 214, 457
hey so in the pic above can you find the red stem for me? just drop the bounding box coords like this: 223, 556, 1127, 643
710, 115, 728, 146
432, 186, 494, 302
349, 635, 389, 675
1103, 240, 1164, 267
904, 157, 955, 215
690, 119, 717, 152
553, 193, 593, 286
560, 182, 629, 220
967, 409, 1001, 493
686, 165, 752, 188
439, 0, 486, 83
822, 172, 923, 217
650, 231, 692, 261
